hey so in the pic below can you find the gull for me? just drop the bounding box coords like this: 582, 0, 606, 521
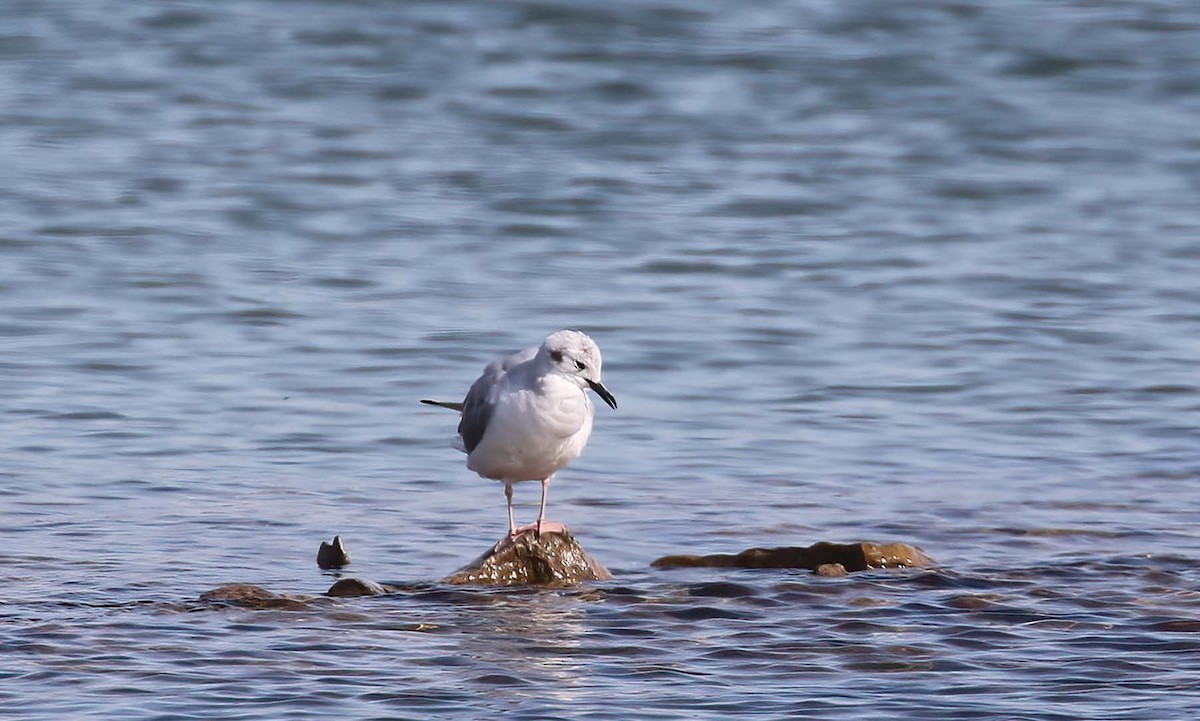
422, 330, 617, 538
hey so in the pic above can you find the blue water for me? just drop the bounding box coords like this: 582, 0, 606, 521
2, 1, 1199, 719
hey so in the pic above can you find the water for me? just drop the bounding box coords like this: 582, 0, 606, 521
3, 0, 1199, 718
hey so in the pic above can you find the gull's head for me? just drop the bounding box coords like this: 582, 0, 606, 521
541, 330, 617, 410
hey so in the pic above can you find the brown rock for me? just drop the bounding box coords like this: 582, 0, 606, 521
198, 583, 312, 610
326, 577, 391, 597
814, 563, 848, 577
651, 541, 933, 573
861, 541, 934, 569
444, 529, 612, 587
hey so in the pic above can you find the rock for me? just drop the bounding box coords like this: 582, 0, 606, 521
326, 577, 391, 597
317, 535, 350, 569
814, 563, 848, 577
198, 583, 312, 610
861, 541, 933, 569
444, 529, 612, 587
651, 541, 933, 573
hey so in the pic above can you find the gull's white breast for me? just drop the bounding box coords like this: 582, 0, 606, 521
466, 373, 595, 483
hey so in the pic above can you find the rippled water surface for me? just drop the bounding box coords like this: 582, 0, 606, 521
3, 1, 1200, 718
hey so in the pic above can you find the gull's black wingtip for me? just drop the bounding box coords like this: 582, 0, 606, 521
421, 399, 466, 412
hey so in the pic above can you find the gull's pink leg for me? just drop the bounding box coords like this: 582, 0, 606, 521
511, 475, 565, 537
505, 483, 517, 536
536, 477, 550, 534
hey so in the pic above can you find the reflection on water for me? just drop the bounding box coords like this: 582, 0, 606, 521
2, 0, 1200, 718
454, 592, 593, 704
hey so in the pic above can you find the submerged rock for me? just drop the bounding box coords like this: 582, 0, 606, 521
814, 563, 849, 577
326, 577, 391, 597
651, 541, 933, 574
444, 529, 612, 587
317, 535, 351, 569
198, 583, 313, 610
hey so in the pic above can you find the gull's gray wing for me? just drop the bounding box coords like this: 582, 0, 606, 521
456, 345, 537, 453
457, 372, 495, 454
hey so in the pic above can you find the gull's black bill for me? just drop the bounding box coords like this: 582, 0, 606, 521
587, 380, 617, 410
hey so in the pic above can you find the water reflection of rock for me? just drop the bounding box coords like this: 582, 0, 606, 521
447, 583, 594, 706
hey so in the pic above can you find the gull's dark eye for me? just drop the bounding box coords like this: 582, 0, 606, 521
575, 360, 586, 371
550, 350, 563, 362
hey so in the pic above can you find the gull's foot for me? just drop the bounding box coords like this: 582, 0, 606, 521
491, 521, 569, 553
513, 520, 567, 538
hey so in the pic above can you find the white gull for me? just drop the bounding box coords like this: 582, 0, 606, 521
422, 330, 617, 537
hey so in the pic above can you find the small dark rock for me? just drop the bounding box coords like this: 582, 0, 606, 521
326, 577, 391, 597
946, 594, 996, 610
198, 583, 312, 610
814, 563, 848, 577
444, 529, 612, 587
317, 535, 350, 569
651, 541, 933, 573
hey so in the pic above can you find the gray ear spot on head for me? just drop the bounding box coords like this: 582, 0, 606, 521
550, 350, 563, 362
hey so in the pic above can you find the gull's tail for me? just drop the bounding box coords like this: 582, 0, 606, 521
420, 399, 464, 413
